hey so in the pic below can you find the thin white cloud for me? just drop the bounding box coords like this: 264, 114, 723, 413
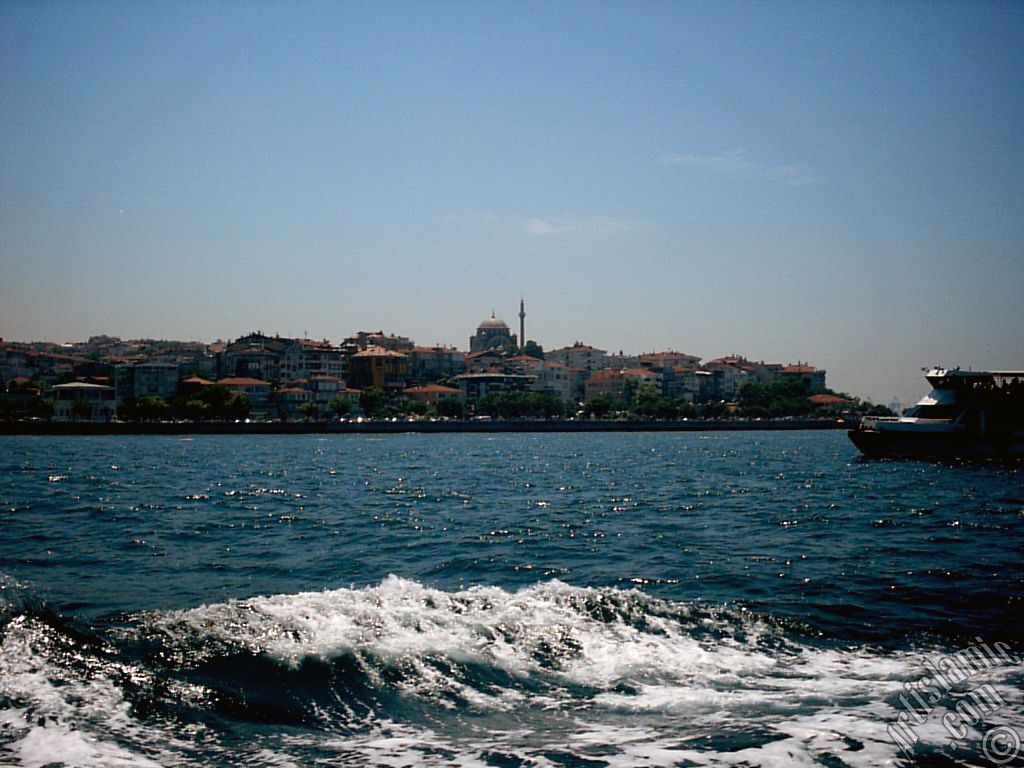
525, 216, 634, 236
662, 150, 823, 187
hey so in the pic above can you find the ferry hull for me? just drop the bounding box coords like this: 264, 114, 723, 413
848, 428, 1024, 460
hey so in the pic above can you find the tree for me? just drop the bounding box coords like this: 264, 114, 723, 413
475, 391, 563, 419
0, 399, 19, 421
299, 401, 321, 420
30, 397, 54, 421
633, 384, 663, 418
522, 340, 544, 359
137, 396, 167, 421
621, 378, 639, 408
358, 386, 387, 417
499, 340, 519, 356
637, 395, 678, 420
173, 385, 250, 421
329, 397, 351, 419
402, 399, 429, 416
197, 385, 232, 416
738, 379, 815, 418
27, 396, 53, 421
584, 395, 615, 419
227, 393, 251, 420
676, 400, 697, 419
179, 398, 210, 421
701, 400, 730, 419
436, 397, 465, 419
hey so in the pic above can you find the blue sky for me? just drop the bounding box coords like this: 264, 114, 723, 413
2, 1, 1022, 404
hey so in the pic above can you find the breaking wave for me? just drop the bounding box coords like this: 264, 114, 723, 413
2, 576, 1022, 767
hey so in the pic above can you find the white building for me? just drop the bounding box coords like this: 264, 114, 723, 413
50, 382, 117, 422
547, 343, 608, 373
529, 361, 573, 402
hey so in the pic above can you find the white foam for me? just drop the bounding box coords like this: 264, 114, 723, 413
148, 576, 788, 704
0, 615, 188, 767
12, 721, 163, 768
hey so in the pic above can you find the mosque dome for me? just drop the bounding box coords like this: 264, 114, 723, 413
477, 314, 509, 331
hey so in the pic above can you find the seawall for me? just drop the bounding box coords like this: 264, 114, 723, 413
0, 419, 847, 436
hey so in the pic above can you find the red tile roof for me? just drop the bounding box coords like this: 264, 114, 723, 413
353, 347, 408, 358
217, 377, 269, 386
808, 393, 849, 405
405, 384, 461, 394
638, 351, 700, 361
588, 369, 623, 381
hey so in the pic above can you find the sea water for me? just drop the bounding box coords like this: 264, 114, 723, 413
0, 431, 1021, 766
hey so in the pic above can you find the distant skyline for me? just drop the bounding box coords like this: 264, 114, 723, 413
2, 1, 1023, 406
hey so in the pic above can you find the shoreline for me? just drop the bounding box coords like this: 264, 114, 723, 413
0, 419, 847, 436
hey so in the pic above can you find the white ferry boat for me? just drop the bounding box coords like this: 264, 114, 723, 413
848, 368, 1024, 459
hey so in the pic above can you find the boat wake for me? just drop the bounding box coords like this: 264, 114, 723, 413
2, 575, 1022, 766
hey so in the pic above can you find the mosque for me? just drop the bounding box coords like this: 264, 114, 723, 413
470, 299, 526, 353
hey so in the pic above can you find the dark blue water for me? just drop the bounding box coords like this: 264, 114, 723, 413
1, 432, 1022, 766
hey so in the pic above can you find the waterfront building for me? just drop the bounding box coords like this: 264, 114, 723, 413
605, 352, 639, 370
808, 393, 850, 409
344, 331, 414, 352
220, 334, 284, 382
532, 362, 572, 402
279, 339, 346, 383
348, 347, 409, 390
703, 357, 757, 400
464, 349, 505, 373
453, 372, 533, 402
408, 346, 466, 383
547, 343, 608, 373
0, 343, 32, 385
273, 386, 313, 418
507, 356, 573, 402
695, 370, 715, 401
404, 384, 463, 407
566, 367, 589, 399
754, 362, 785, 385
216, 377, 272, 407
305, 375, 344, 407
781, 363, 827, 391
583, 368, 662, 401
218, 333, 349, 385
666, 367, 704, 403
638, 351, 702, 370
179, 376, 213, 398
584, 369, 626, 401
337, 387, 362, 413
637, 352, 702, 398
114, 361, 179, 405
623, 367, 663, 391
49, 382, 116, 422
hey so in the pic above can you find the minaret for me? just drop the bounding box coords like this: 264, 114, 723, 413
519, 297, 526, 352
